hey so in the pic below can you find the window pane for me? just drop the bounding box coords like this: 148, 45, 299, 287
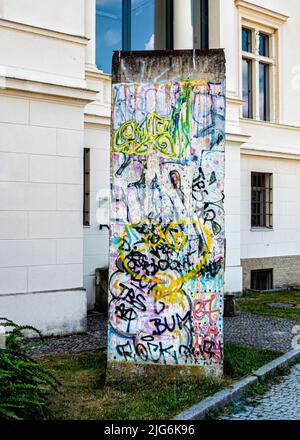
193, 0, 209, 49
251, 269, 273, 290
251, 172, 273, 228
96, 0, 122, 73
131, 0, 155, 50
96, 1, 171, 72
242, 59, 252, 118
259, 63, 269, 121
242, 28, 251, 52
259, 33, 269, 57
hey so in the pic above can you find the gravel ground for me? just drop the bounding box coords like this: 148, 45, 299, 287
26, 310, 298, 357
27, 312, 108, 358
221, 363, 300, 420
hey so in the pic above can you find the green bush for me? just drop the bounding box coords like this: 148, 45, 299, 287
0, 317, 60, 420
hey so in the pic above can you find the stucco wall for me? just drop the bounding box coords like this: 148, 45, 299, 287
0, 289, 86, 336
0, 0, 85, 36
0, 1, 89, 334
241, 154, 300, 260
83, 123, 110, 309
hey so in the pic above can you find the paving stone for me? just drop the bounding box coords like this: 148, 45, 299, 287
224, 311, 298, 352
222, 364, 300, 420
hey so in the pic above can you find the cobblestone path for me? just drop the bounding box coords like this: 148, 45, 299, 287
224, 312, 298, 352
26, 311, 298, 357
222, 363, 300, 420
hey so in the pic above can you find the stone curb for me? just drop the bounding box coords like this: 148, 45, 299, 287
254, 346, 300, 381
173, 376, 258, 420
173, 346, 300, 420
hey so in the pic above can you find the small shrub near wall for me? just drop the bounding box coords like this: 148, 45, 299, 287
0, 318, 60, 420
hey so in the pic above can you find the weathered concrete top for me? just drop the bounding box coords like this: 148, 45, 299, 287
112, 49, 226, 84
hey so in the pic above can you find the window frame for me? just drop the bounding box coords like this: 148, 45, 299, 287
258, 32, 269, 57
242, 57, 253, 118
250, 268, 273, 291
122, 0, 131, 51
242, 27, 252, 53
240, 20, 277, 123
251, 171, 273, 229
96, 0, 174, 73
191, 0, 210, 50
259, 62, 270, 121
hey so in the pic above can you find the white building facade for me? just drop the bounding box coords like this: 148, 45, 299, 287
0, 0, 299, 335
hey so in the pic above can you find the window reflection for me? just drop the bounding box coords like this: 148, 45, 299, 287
96, 0, 122, 73
259, 33, 269, 57
96, 0, 172, 73
242, 59, 252, 118
259, 63, 269, 121
242, 28, 251, 52
131, 0, 155, 50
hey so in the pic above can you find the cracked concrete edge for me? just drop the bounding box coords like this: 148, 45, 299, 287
173, 346, 300, 420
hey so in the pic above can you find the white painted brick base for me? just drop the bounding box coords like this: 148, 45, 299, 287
0, 289, 87, 336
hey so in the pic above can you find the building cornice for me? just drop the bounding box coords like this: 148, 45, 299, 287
235, 0, 289, 26
1, 76, 98, 105
226, 96, 244, 106
240, 118, 300, 159
240, 118, 300, 133
0, 18, 89, 45
226, 132, 251, 144
85, 68, 112, 82
84, 113, 111, 126
241, 147, 300, 160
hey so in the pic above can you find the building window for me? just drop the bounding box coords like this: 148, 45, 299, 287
131, 0, 155, 51
251, 172, 273, 229
241, 26, 274, 121
259, 33, 269, 57
242, 58, 252, 118
193, 0, 209, 49
242, 28, 251, 52
251, 269, 273, 291
96, 0, 174, 73
96, 0, 122, 74
83, 148, 90, 227
259, 63, 269, 121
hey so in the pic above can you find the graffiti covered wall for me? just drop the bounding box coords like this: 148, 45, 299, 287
108, 50, 226, 373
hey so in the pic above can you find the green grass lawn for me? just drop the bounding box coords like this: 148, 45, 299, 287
236, 289, 300, 320
40, 343, 280, 420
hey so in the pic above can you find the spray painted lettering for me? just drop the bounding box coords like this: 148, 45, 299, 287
108, 72, 225, 368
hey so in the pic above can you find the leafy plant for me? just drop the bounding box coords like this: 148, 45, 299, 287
0, 317, 60, 420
